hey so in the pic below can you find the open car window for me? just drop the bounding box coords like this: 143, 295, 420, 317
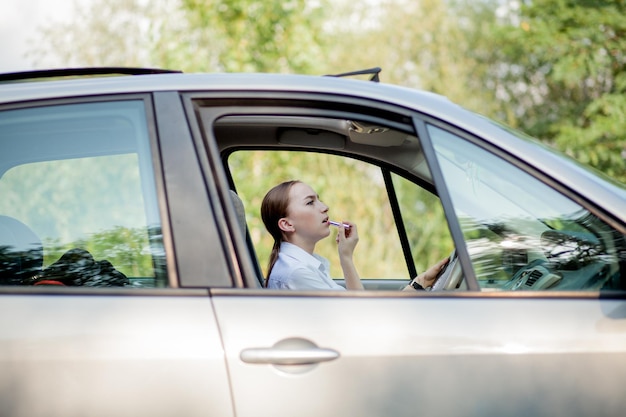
221, 115, 453, 290
228, 151, 407, 284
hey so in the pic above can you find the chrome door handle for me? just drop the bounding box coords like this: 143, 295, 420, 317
240, 347, 339, 365
240, 337, 339, 365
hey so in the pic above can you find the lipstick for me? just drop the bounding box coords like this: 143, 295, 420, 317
328, 220, 351, 229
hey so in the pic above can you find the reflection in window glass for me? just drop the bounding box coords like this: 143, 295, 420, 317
0, 101, 167, 288
429, 125, 626, 291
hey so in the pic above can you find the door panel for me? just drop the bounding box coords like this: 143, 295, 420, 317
0, 97, 235, 416
214, 292, 626, 417
205, 97, 626, 416
0, 293, 233, 417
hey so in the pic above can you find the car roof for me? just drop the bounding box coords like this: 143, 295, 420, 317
2, 70, 626, 223
0, 71, 453, 113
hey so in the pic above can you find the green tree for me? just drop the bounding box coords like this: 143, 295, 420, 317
45, 226, 154, 278
322, 0, 503, 114
181, 0, 329, 73
31, 0, 175, 68
489, 0, 626, 182
32, 0, 331, 74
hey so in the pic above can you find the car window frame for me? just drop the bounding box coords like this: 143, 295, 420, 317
185, 92, 465, 291
0, 93, 183, 291
413, 116, 480, 290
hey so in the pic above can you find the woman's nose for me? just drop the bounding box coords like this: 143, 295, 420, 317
321, 203, 329, 212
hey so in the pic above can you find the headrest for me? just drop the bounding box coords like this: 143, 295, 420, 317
229, 190, 247, 238
0, 215, 43, 285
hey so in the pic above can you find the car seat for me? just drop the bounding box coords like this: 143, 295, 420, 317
228, 190, 265, 287
0, 215, 43, 285
229, 190, 247, 239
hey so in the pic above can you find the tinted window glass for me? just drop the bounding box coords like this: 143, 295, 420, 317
430, 124, 626, 291
0, 101, 167, 288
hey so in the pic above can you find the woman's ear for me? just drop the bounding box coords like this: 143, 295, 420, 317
278, 217, 294, 233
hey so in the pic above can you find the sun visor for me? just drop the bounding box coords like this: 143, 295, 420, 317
348, 122, 408, 147
278, 129, 346, 149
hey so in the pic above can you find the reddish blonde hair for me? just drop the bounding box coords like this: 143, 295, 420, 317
260, 180, 300, 287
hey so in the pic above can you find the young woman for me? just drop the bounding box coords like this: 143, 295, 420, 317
261, 180, 448, 290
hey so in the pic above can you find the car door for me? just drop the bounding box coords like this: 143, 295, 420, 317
192, 93, 626, 417
0, 94, 234, 417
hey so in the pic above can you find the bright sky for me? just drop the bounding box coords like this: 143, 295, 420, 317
0, 0, 89, 72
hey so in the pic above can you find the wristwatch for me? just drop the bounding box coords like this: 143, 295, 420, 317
410, 278, 425, 291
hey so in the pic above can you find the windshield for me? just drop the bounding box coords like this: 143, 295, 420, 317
429, 124, 625, 291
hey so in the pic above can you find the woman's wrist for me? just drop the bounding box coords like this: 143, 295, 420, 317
414, 274, 431, 289
338, 253, 356, 265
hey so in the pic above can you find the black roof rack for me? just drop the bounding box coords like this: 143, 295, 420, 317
325, 67, 381, 82
0, 67, 182, 83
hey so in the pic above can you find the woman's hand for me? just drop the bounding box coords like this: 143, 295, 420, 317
415, 256, 450, 289
336, 221, 358, 259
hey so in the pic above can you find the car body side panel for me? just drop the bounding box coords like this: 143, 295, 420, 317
0, 291, 233, 417
212, 292, 626, 417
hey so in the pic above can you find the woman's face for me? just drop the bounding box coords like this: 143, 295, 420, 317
284, 182, 331, 242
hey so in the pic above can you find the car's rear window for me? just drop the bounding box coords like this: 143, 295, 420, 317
0, 100, 168, 288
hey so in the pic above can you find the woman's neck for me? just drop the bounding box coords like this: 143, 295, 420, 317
285, 236, 316, 255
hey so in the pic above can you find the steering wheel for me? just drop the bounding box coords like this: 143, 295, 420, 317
430, 249, 462, 291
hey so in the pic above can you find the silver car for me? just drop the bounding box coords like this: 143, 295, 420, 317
1, 68, 625, 417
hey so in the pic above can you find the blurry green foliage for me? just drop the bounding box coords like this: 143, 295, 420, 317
31, 0, 626, 183
0, 154, 158, 279
488, 0, 626, 182
181, 0, 329, 73
44, 226, 155, 277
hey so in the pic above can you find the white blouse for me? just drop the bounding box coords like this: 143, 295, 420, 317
267, 242, 345, 290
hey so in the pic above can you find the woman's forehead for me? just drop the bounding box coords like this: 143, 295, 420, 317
289, 182, 316, 201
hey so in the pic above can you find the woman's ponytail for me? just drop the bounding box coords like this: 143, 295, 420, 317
265, 241, 281, 287
261, 180, 300, 287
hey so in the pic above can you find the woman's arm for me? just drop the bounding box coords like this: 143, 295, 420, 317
336, 221, 364, 290
402, 257, 450, 291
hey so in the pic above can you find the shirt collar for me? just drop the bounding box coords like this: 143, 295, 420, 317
279, 241, 324, 271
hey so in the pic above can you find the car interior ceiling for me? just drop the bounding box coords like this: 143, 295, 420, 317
213, 115, 432, 184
